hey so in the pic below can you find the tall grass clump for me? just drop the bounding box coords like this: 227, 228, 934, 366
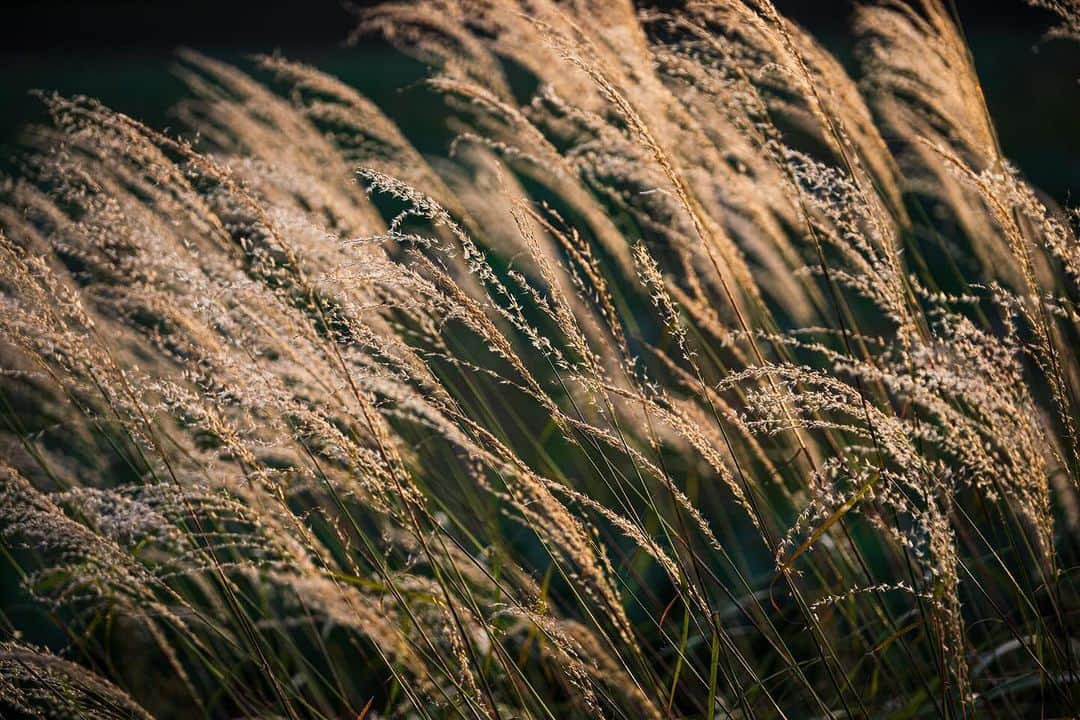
1, 1, 1078, 717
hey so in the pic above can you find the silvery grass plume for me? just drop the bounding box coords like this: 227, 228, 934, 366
1, 0, 1078, 718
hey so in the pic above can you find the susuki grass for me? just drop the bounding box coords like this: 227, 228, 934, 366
1, 1, 1079, 717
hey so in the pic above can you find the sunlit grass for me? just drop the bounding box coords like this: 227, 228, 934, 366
1, 1, 1078, 718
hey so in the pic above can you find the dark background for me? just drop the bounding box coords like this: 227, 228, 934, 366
0, 0, 1063, 51
1, 0, 1078, 202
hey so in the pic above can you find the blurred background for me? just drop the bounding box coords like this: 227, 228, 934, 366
1, 0, 1078, 204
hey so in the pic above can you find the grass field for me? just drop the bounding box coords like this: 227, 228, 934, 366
1, 1, 1079, 718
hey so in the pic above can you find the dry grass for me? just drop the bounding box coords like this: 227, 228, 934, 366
1, 1, 1078, 717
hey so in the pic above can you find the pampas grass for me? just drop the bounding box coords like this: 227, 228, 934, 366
1, 1, 1078, 717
